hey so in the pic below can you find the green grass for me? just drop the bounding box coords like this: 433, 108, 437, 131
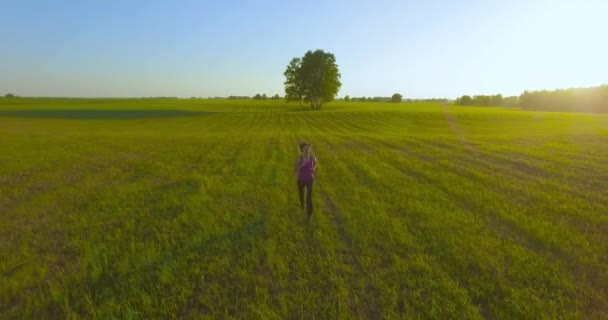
1, 98, 607, 319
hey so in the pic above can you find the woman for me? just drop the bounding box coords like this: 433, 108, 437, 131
295, 142, 317, 220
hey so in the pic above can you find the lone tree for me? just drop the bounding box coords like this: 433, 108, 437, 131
391, 93, 402, 103
284, 49, 341, 109
455, 95, 472, 105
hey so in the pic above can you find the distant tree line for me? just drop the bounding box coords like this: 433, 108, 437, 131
405, 98, 449, 103
341, 94, 454, 104
141, 96, 177, 99
253, 93, 281, 100
187, 95, 283, 100
344, 93, 403, 103
454, 85, 607, 112
4, 93, 17, 98
454, 94, 512, 107
341, 95, 454, 104
519, 85, 608, 113
352, 96, 391, 102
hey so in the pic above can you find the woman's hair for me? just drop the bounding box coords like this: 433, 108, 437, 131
299, 142, 311, 152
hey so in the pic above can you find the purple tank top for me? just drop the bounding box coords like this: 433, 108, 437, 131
298, 156, 315, 182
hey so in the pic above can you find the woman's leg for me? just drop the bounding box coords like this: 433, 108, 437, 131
297, 181, 305, 209
306, 181, 313, 216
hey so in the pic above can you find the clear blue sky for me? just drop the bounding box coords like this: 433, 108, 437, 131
1, 0, 607, 98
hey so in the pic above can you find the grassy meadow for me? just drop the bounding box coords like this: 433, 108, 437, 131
1, 98, 607, 319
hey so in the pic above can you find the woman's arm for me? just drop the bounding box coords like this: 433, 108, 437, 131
312, 156, 318, 172
294, 156, 301, 173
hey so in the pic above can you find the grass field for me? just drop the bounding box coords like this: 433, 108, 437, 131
1, 98, 607, 319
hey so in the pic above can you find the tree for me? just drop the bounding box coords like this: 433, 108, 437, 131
284, 58, 303, 104
262, 93, 267, 100
344, 95, 350, 102
5, 93, 15, 98
490, 94, 503, 106
519, 85, 608, 113
502, 96, 519, 107
253, 93, 262, 100
391, 93, 402, 103
457, 95, 472, 105
472, 95, 491, 106
284, 49, 342, 109
455, 93, 505, 106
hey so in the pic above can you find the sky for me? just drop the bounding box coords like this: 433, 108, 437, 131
1, 0, 607, 99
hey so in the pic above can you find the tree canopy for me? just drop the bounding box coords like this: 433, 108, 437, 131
519, 85, 608, 113
284, 49, 341, 109
455, 94, 507, 107
390, 93, 403, 103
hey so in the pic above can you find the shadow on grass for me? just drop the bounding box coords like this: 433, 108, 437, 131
0, 109, 213, 119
